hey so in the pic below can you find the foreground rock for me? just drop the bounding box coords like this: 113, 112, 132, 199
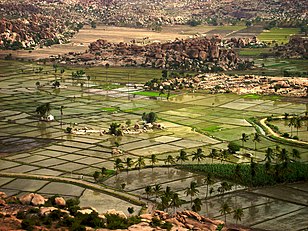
0, 191, 253, 231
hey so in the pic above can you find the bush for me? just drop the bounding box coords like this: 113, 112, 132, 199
228, 141, 240, 153
293, 136, 299, 140
282, 133, 290, 138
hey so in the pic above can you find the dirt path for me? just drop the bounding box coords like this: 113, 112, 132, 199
260, 117, 308, 145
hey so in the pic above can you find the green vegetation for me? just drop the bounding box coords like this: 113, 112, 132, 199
132, 91, 175, 98
181, 162, 308, 187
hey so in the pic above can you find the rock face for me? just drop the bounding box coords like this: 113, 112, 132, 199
63, 36, 253, 71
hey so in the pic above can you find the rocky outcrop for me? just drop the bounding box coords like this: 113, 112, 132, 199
63, 36, 253, 71
0, 191, 254, 231
273, 36, 308, 59
19, 193, 46, 206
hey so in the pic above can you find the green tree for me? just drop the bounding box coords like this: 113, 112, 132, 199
208, 148, 218, 163
192, 148, 206, 164
176, 150, 189, 165
278, 148, 290, 164
109, 122, 122, 136
165, 155, 175, 168
219, 202, 231, 223
124, 157, 133, 174
192, 198, 202, 212
36, 103, 51, 119
291, 149, 301, 161
288, 117, 296, 136
153, 184, 162, 202
240, 133, 249, 149
93, 171, 100, 182
265, 147, 274, 163
233, 207, 244, 225
294, 117, 302, 137
145, 185, 152, 199
250, 158, 257, 184
135, 157, 145, 172
228, 142, 240, 154
185, 181, 199, 205
253, 133, 261, 157
150, 154, 158, 170
114, 158, 123, 175
204, 173, 214, 199
170, 192, 182, 214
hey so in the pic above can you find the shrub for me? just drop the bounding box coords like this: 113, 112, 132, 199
282, 133, 290, 138
228, 142, 240, 153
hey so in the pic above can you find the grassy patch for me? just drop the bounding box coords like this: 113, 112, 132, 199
132, 91, 175, 98
100, 107, 118, 112
241, 94, 262, 99
258, 28, 300, 45
202, 125, 221, 132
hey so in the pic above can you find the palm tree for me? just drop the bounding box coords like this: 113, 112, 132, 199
240, 133, 249, 149
192, 198, 202, 212
114, 158, 123, 175
208, 148, 217, 163
291, 149, 301, 161
176, 150, 189, 165
135, 157, 145, 172
153, 184, 162, 202
60, 105, 64, 128
150, 154, 158, 171
165, 155, 175, 169
219, 202, 231, 223
145, 185, 152, 199
192, 148, 206, 164
170, 192, 182, 214
278, 148, 290, 164
233, 207, 244, 225
36, 103, 51, 119
253, 133, 261, 157
250, 158, 257, 185
220, 149, 230, 163
288, 117, 296, 136
284, 113, 289, 119
87, 75, 91, 89
105, 63, 110, 94
185, 181, 199, 205
124, 157, 133, 174
294, 117, 302, 137
265, 147, 274, 163
204, 173, 214, 199
217, 181, 231, 195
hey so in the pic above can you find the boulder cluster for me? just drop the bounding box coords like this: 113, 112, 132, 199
0, 15, 80, 50
273, 36, 308, 59
63, 36, 253, 71
0, 191, 251, 231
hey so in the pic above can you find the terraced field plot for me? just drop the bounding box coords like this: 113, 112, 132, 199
0, 60, 307, 229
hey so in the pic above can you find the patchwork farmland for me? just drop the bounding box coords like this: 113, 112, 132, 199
0, 60, 307, 229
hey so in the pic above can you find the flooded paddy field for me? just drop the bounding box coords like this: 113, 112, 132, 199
0, 60, 307, 229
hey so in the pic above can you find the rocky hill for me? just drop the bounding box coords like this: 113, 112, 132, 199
0, 191, 251, 231
0, 0, 306, 50
58, 36, 255, 71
